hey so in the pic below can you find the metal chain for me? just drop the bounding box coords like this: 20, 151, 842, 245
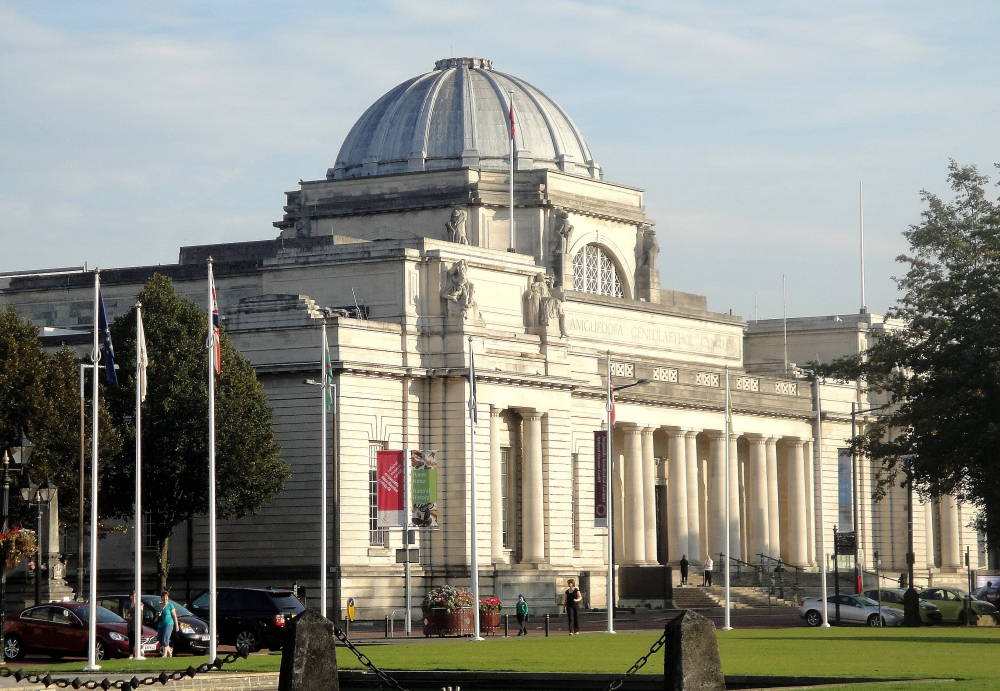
0, 650, 247, 689
604, 630, 667, 691
333, 625, 409, 691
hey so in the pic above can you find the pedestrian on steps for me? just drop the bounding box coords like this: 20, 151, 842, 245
703, 556, 714, 587
679, 554, 689, 585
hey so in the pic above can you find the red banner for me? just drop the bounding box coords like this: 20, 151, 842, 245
594, 431, 608, 527
377, 450, 405, 527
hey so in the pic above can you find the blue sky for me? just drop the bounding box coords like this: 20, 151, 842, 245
2, 1, 997, 319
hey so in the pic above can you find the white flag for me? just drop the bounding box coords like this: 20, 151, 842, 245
136, 308, 148, 402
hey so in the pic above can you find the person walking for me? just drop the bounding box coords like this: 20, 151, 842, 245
564, 578, 582, 635
703, 555, 714, 587
157, 591, 178, 657
679, 554, 690, 585
516, 594, 530, 636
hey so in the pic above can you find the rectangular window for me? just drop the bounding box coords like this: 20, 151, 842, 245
500, 447, 511, 549
142, 510, 157, 551
369, 441, 390, 548
571, 453, 580, 551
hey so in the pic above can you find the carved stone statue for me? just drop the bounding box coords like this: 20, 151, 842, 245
523, 272, 567, 338
543, 274, 568, 338
551, 210, 573, 255
638, 228, 659, 268
440, 259, 476, 318
445, 207, 468, 244
294, 216, 310, 239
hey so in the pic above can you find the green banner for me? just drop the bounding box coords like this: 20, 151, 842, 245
410, 450, 440, 528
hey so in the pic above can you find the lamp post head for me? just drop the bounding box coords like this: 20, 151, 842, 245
12, 433, 33, 465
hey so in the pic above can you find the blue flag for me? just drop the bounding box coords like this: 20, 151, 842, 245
98, 290, 118, 386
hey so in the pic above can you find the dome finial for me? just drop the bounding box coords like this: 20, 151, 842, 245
434, 57, 493, 71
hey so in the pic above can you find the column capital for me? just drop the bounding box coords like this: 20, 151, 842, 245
620, 423, 644, 434
784, 437, 805, 448
490, 406, 502, 418
703, 429, 726, 440
660, 425, 687, 437
641, 426, 656, 436
744, 432, 767, 442
515, 407, 543, 421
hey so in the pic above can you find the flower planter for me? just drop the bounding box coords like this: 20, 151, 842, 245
480, 611, 501, 635
422, 607, 474, 637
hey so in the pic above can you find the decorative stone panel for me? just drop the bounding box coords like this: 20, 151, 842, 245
652, 367, 678, 383
695, 372, 720, 387
610, 361, 634, 377
735, 376, 759, 392
775, 381, 798, 396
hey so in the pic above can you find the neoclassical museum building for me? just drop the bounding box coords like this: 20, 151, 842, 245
1, 58, 986, 616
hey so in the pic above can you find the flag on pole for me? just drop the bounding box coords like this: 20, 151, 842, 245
322, 325, 334, 413
508, 95, 516, 141
467, 340, 478, 424
98, 290, 118, 386
136, 305, 148, 402
208, 263, 222, 374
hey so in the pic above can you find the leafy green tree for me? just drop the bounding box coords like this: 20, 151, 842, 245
0, 306, 120, 528
104, 274, 288, 590
815, 161, 1000, 547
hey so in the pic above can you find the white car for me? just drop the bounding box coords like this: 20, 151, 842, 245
799, 594, 905, 627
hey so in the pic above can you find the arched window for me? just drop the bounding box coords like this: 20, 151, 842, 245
572, 244, 624, 297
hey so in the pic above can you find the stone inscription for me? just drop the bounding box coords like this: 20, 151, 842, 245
567, 316, 739, 358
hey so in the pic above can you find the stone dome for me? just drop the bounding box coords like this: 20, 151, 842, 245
329, 57, 601, 180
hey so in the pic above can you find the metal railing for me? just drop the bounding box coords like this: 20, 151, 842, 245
757, 554, 802, 602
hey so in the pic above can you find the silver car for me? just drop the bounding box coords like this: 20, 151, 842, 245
799, 594, 905, 627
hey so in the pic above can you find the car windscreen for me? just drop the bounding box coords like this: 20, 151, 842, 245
270, 592, 305, 612
141, 597, 193, 617
77, 605, 125, 624
856, 596, 879, 606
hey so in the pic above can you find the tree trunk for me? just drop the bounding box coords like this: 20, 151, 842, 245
157, 535, 171, 593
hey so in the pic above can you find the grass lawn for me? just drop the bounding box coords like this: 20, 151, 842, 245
23, 627, 1000, 690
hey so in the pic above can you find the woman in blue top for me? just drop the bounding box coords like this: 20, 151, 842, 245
158, 591, 178, 657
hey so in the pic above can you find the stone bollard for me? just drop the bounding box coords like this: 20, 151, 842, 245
663, 610, 724, 690
279, 608, 340, 691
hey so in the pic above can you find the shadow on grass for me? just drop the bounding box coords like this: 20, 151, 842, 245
744, 635, 993, 645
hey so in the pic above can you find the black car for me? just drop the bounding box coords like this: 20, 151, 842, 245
189, 587, 304, 653
98, 595, 209, 655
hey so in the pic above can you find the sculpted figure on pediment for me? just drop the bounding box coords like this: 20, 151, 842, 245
441, 259, 477, 319
445, 207, 469, 244
550, 209, 574, 285
524, 272, 567, 338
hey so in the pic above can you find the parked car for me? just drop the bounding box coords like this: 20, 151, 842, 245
3, 602, 158, 661
189, 587, 304, 652
863, 588, 943, 624
918, 587, 999, 624
799, 594, 905, 627
98, 594, 209, 655
971, 583, 1000, 607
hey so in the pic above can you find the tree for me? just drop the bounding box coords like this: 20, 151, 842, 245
104, 274, 288, 590
0, 306, 120, 528
815, 161, 1000, 545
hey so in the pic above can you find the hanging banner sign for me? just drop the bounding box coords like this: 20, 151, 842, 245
410, 449, 440, 528
377, 450, 405, 527
594, 431, 608, 527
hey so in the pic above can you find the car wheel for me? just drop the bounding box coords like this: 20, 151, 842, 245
867, 614, 884, 627
805, 610, 822, 627
95, 640, 106, 661
235, 629, 259, 654
3, 634, 24, 661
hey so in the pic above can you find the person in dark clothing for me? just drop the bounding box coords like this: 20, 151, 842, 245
564, 578, 582, 635
679, 555, 690, 585
516, 594, 529, 636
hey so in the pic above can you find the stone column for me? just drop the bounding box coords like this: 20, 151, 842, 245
746, 434, 770, 559
684, 431, 701, 563
641, 427, 658, 563
804, 441, 816, 567
728, 434, 741, 560
707, 431, 727, 560
922, 496, 936, 569
940, 494, 961, 569
664, 427, 689, 562
765, 437, 781, 558
622, 425, 646, 564
489, 407, 504, 562
786, 439, 808, 567
520, 409, 545, 564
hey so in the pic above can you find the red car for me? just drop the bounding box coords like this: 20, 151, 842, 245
3, 601, 159, 661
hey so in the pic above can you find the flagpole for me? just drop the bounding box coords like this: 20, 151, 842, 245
859, 178, 867, 314
606, 351, 615, 634
320, 321, 329, 619
85, 270, 101, 671
507, 90, 516, 253
722, 366, 733, 631
207, 258, 218, 661
133, 302, 145, 659
467, 337, 483, 641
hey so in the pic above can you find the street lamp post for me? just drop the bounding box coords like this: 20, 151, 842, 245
1, 434, 32, 659
20, 485, 55, 607
604, 356, 648, 635
305, 334, 336, 622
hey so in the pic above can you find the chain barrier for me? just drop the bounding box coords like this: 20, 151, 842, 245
333, 625, 408, 691
604, 629, 667, 691
0, 650, 247, 689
